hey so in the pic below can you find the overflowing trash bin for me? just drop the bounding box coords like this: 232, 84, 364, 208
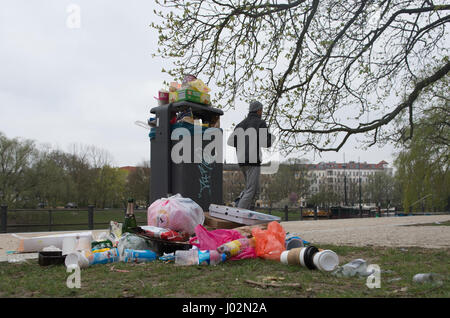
3, 75, 344, 281
149, 101, 224, 211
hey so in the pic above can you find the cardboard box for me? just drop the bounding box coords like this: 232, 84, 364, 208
170, 89, 210, 105
204, 212, 241, 229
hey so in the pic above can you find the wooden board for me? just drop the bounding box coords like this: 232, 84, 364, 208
204, 212, 242, 229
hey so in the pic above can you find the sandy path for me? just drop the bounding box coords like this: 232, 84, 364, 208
281, 215, 450, 249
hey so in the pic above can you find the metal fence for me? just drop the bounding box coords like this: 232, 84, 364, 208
253, 206, 449, 222
1, 204, 448, 233
0, 205, 148, 233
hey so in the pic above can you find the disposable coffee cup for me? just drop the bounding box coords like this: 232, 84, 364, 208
299, 247, 308, 267
62, 237, 77, 256
280, 248, 304, 266
313, 250, 339, 272
280, 251, 289, 264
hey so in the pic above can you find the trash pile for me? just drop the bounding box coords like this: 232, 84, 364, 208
155, 75, 211, 107
5, 194, 340, 273
148, 74, 220, 131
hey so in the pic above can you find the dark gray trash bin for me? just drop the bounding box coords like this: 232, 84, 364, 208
149, 101, 224, 211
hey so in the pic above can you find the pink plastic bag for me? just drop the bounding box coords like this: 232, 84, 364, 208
147, 194, 204, 235
189, 224, 257, 260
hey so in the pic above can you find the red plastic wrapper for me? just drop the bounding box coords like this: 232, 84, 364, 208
139, 225, 188, 242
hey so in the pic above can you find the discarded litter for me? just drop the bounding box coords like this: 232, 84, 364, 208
216, 237, 255, 260
147, 194, 205, 235
138, 225, 188, 242
39, 251, 66, 266
8, 193, 350, 279
65, 251, 90, 269
123, 249, 157, 263
280, 246, 339, 272
412, 273, 444, 285
175, 248, 226, 266
285, 233, 309, 250
209, 204, 280, 225
123, 198, 137, 234
13, 231, 93, 253
42, 245, 61, 252
88, 247, 120, 265
117, 232, 154, 257
331, 259, 373, 278
7, 253, 39, 264
252, 221, 286, 261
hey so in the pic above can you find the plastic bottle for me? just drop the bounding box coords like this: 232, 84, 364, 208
217, 238, 254, 259
123, 249, 157, 263
413, 273, 444, 285
88, 247, 120, 265
341, 259, 372, 277
175, 249, 226, 266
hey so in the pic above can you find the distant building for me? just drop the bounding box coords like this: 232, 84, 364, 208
300, 160, 392, 197
119, 166, 138, 174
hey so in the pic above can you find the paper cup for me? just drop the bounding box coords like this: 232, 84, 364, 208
303, 246, 319, 270
287, 248, 302, 265
62, 237, 77, 256
313, 250, 339, 272
280, 251, 289, 264
299, 247, 307, 267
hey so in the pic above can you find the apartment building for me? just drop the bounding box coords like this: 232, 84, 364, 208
297, 160, 393, 200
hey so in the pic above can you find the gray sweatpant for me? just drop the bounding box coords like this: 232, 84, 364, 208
237, 165, 261, 210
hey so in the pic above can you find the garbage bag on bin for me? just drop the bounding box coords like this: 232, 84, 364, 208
147, 194, 205, 235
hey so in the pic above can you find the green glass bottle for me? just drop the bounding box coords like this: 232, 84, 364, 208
123, 198, 137, 233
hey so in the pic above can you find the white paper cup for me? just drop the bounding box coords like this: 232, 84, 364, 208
313, 250, 339, 272
62, 237, 77, 256
280, 251, 289, 264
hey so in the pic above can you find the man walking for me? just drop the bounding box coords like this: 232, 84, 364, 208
227, 101, 274, 210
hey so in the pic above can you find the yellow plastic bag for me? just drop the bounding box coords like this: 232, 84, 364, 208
188, 79, 211, 93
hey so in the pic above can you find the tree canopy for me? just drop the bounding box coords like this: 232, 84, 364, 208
152, 0, 449, 154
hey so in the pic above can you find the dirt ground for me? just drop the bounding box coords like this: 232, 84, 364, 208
1, 215, 449, 258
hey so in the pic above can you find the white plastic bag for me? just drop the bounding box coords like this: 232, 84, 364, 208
117, 232, 153, 258
147, 194, 204, 235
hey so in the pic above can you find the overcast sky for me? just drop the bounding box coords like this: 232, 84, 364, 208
0, 0, 397, 168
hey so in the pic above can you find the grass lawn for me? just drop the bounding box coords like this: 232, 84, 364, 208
0, 244, 448, 298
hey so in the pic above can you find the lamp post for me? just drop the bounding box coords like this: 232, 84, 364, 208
359, 157, 362, 217
343, 154, 348, 206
